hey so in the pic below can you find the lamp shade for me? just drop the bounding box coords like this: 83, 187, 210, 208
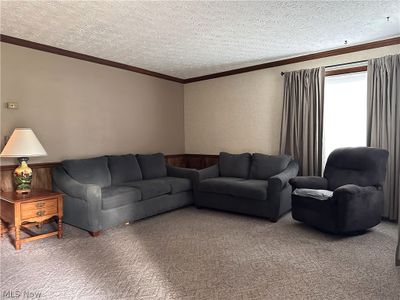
0, 128, 47, 157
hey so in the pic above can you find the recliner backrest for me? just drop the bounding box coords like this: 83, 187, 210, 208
323, 147, 388, 190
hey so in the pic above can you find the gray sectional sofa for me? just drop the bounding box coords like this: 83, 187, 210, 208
52, 153, 196, 235
52, 152, 298, 235
195, 152, 299, 221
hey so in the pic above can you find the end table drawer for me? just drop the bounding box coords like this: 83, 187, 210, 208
21, 198, 58, 220
21, 206, 58, 220
21, 198, 57, 210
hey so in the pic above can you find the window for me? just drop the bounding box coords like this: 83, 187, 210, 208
322, 71, 368, 168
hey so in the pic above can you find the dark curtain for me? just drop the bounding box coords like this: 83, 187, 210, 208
279, 67, 325, 176
367, 54, 400, 222
366, 54, 400, 266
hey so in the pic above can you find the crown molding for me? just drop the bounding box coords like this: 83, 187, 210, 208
183, 36, 400, 83
1, 34, 399, 84
0, 34, 184, 83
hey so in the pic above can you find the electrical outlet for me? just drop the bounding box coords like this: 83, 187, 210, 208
6, 102, 19, 109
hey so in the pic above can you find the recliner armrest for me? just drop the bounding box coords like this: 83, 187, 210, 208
334, 184, 377, 195
268, 160, 299, 191
333, 184, 378, 204
332, 184, 383, 232
52, 167, 101, 202
289, 176, 328, 190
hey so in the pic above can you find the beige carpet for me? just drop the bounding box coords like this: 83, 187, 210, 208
1, 207, 399, 300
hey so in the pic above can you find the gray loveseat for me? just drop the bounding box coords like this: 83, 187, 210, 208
52, 153, 195, 236
195, 152, 299, 221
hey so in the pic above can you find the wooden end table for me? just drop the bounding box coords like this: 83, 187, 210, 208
0, 189, 63, 250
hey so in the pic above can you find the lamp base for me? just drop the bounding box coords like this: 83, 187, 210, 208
14, 157, 33, 194
16, 189, 31, 194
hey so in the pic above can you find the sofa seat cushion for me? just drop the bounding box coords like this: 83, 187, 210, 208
101, 186, 141, 210
199, 177, 242, 194
199, 177, 268, 201
232, 179, 269, 201
121, 179, 171, 200
163, 177, 192, 194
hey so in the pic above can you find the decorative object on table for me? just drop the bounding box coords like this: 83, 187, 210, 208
0, 189, 63, 250
0, 128, 47, 193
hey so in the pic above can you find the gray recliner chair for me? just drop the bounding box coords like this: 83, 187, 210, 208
289, 147, 389, 234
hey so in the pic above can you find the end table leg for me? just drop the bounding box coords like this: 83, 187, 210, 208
57, 218, 63, 239
15, 225, 21, 250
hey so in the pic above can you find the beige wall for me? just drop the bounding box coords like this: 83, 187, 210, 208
184, 44, 400, 154
2, 42, 399, 165
1, 43, 184, 164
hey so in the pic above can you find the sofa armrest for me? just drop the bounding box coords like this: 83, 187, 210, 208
52, 167, 101, 202
198, 164, 219, 181
167, 165, 197, 181
289, 176, 328, 190
193, 164, 219, 190
268, 160, 299, 191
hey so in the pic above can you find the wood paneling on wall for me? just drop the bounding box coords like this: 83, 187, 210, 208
165, 154, 187, 168
0, 154, 219, 192
185, 154, 219, 169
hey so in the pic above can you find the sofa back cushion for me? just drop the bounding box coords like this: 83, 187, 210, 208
219, 152, 251, 179
108, 154, 142, 185
137, 153, 167, 179
250, 153, 291, 180
63, 156, 111, 187
324, 147, 389, 190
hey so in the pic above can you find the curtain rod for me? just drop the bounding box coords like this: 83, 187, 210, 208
280, 59, 368, 76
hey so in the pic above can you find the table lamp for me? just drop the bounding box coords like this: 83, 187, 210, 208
0, 128, 47, 193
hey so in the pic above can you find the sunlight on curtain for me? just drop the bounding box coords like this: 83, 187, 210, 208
322, 72, 368, 169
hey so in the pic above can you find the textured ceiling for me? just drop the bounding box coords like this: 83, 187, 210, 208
1, 1, 399, 79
